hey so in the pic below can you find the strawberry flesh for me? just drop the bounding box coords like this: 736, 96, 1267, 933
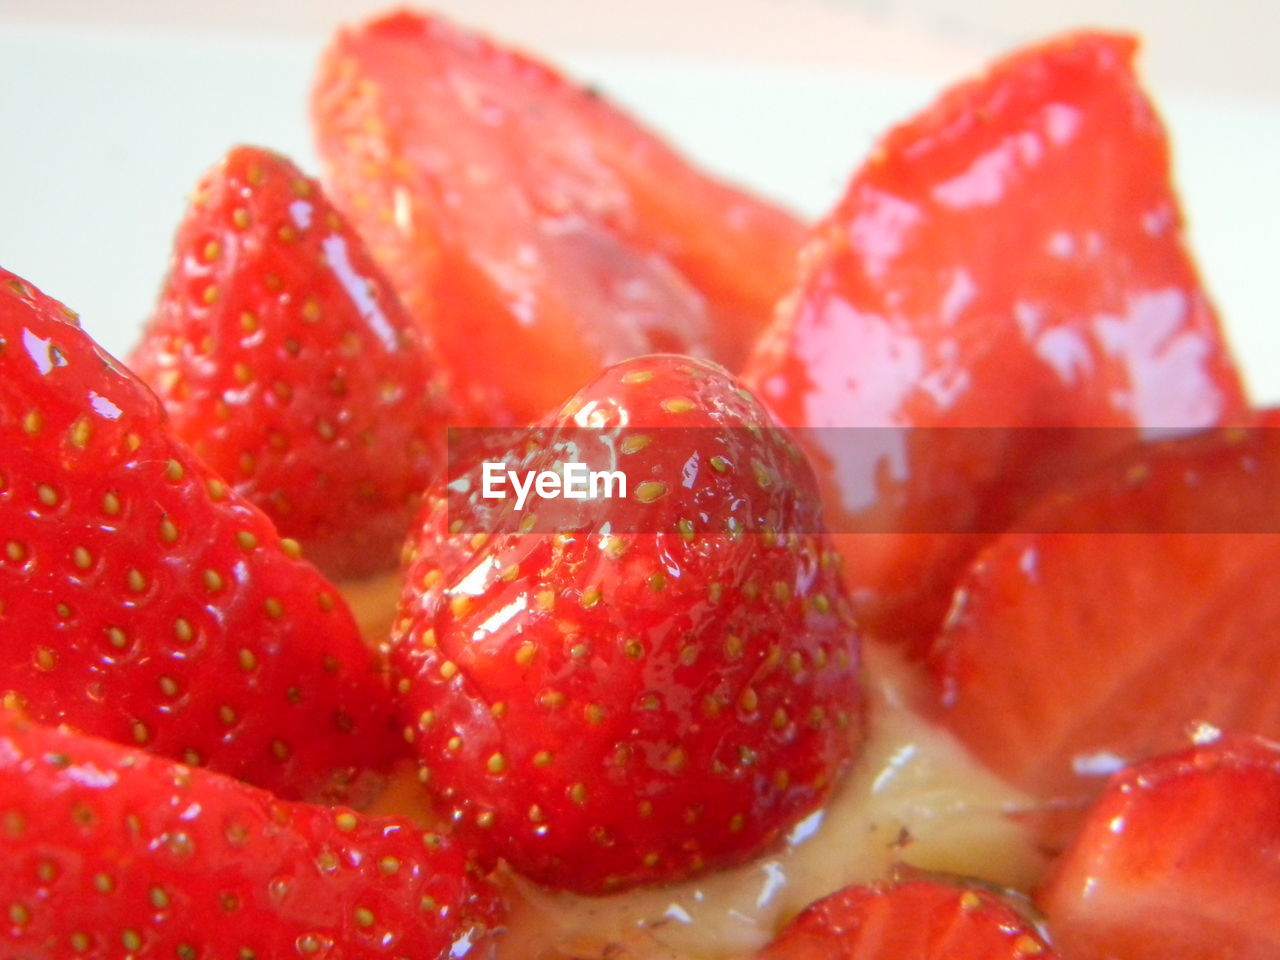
0, 712, 503, 959
742, 32, 1247, 652
392, 355, 862, 893
311, 10, 805, 424
129, 145, 453, 580
0, 267, 399, 802
1037, 733, 1280, 960
753, 879, 1059, 960
929, 424, 1280, 839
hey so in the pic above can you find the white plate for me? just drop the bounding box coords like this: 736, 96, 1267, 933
1, 2, 1277, 401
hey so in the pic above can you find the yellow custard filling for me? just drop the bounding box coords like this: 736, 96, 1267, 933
495, 644, 1044, 960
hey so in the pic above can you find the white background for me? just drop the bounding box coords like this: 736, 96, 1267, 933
1, 0, 1277, 399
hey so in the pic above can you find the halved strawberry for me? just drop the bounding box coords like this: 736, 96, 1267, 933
311, 10, 805, 424
391, 355, 862, 893
741, 32, 1247, 652
1036, 733, 1280, 959
754, 880, 1058, 960
129, 145, 453, 580
0, 711, 503, 959
0, 267, 399, 802
929, 424, 1280, 836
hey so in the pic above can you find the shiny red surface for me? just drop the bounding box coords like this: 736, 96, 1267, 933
930, 425, 1280, 839
392, 356, 862, 892
0, 714, 501, 959
312, 10, 805, 425
0, 268, 398, 802
743, 33, 1247, 649
129, 146, 453, 579
1037, 734, 1280, 960
754, 880, 1059, 960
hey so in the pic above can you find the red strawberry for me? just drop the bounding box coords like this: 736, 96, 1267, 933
1036, 733, 1280, 959
391, 355, 862, 893
311, 10, 805, 424
1256, 406, 1280, 427
128, 145, 453, 581
0, 267, 398, 802
741, 32, 1247, 652
753, 880, 1058, 960
0, 711, 503, 959
929, 424, 1280, 838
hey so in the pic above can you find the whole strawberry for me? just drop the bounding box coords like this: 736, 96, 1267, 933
129, 145, 454, 580
0, 267, 398, 802
391, 355, 862, 893
0, 711, 504, 960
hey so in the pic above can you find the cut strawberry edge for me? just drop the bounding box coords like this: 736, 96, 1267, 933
927, 423, 1280, 847
311, 10, 805, 424
742, 30, 1248, 655
1036, 732, 1280, 960
753, 878, 1058, 960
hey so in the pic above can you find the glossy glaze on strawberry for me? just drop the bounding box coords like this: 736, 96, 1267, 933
311, 10, 805, 424
742, 32, 1247, 651
391, 356, 862, 893
1037, 734, 1280, 960
929, 424, 1280, 840
0, 268, 399, 802
753, 879, 1058, 960
129, 145, 452, 580
3, 13, 1273, 956
0, 712, 503, 959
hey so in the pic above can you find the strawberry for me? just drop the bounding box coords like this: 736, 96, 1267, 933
0, 710, 503, 959
753, 880, 1058, 960
128, 145, 453, 581
929, 424, 1280, 839
311, 10, 805, 425
0, 267, 399, 802
741, 32, 1247, 652
1036, 733, 1280, 959
390, 355, 862, 893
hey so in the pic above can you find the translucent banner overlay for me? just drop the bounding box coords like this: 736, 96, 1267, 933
443, 425, 1279, 535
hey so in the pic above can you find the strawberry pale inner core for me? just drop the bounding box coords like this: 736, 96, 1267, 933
339, 559, 1043, 960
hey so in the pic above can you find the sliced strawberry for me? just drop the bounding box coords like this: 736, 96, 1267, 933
1037, 733, 1280, 959
311, 10, 805, 424
929, 424, 1280, 835
128, 145, 452, 580
0, 711, 503, 959
1255, 406, 1280, 427
754, 880, 1058, 960
0, 267, 399, 802
741, 32, 1247, 652
391, 355, 862, 893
